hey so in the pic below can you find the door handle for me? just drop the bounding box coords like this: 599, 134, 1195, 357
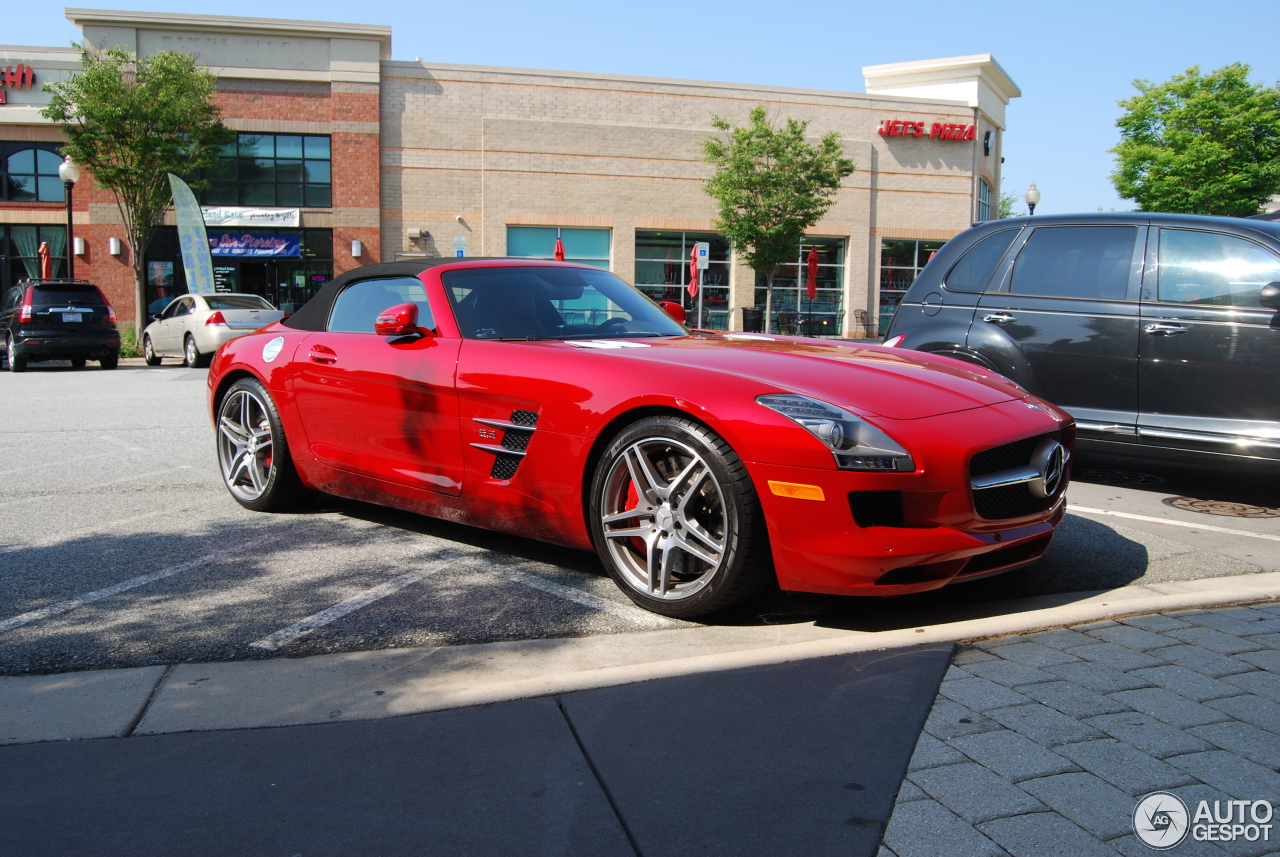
308, 347, 337, 364
982, 313, 1016, 325
1144, 323, 1187, 336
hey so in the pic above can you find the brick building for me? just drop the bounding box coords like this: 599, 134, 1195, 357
0, 9, 1020, 336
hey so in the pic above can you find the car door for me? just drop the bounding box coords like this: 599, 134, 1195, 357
1138, 226, 1280, 445
969, 223, 1146, 430
155, 297, 192, 354
288, 275, 465, 495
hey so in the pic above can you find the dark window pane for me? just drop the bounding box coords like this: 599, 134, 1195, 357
251, 158, 275, 183
275, 136, 303, 159
276, 183, 303, 206
238, 134, 271, 158
205, 182, 237, 205
217, 141, 237, 157
240, 183, 275, 205
275, 160, 303, 183
329, 277, 433, 333
210, 157, 236, 181
303, 136, 330, 159
303, 160, 331, 183
881, 239, 916, 268
304, 184, 331, 207
36, 176, 65, 202
945, 229, 1019, 292
36, 150, 63, 174
1158, 229, 1280, 308
7, 149, 34, 175
7, 175, 34, 201
302, 230, 332, 259
635, 231, 684, 258
1010, 226, 1137, 299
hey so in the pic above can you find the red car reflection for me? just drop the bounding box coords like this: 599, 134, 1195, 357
208, 259, 1073, 618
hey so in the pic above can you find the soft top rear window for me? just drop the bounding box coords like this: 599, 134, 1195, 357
31, 285, 104, 306
205, 295, 274, 310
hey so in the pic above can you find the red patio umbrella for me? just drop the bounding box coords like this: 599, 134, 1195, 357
553, 237, 566, 261
687, 244, 699, 298
806, 247, 819, 301
38, 241, 52, 279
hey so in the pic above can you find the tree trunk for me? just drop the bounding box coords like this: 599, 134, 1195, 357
763, 263, 776, 334
132, 254, 147, 342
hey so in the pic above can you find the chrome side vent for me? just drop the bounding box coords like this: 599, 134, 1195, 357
471, 410, 539, 480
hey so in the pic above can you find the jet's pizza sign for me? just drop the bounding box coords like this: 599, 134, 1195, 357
0, 64, 37, 104
878, 118, 977, 141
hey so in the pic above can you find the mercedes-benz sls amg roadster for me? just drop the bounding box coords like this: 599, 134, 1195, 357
207, 258, 1073, 617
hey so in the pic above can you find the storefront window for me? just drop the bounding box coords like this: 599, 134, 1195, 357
1, 144, 65, 203
879, 238, 945, 335
0, 225, 66, 290
507, 226, 611, 269
144, 226, 333, 314
634, 231, 730, 330
754, 237, 846, 336
977, 179, 992, 222
199, 134, 332, 208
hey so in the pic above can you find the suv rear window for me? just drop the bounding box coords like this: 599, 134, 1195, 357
31, 286, 105, 307
945, 229, 1019, 292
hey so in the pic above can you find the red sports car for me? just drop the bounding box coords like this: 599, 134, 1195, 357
208, 259, 1073, 617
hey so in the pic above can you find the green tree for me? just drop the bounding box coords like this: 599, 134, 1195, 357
999, 187, 1018, 218
1111, 63, 1280, 217
43, 46, 230, 336
702, 107, 854, 331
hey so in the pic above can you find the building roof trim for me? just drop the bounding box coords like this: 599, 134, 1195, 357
862, 54, 1022, 101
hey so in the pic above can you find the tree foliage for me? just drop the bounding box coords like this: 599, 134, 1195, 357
43, 46, 230, 334
1111, 63, 1280, 217
702, 107, 854, 330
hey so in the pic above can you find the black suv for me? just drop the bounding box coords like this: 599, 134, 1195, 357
883, 213, 1280, 468
1, 279, 121, 372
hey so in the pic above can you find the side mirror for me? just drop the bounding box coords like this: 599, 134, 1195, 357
1260, 283, 1280, 311
151, 313, 162, 321
658, 301, 686, 324
374, 302, 426, 337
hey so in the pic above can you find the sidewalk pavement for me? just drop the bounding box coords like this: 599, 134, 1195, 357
1, 573, 1278, 855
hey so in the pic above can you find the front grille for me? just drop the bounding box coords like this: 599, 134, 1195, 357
491, 455, 521, 480
970, 431, 1060, 520
510, 410, 539, 427
849, 491, 905, 528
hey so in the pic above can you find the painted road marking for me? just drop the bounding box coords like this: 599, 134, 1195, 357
250, 568, 436, 650
1072, 506, 1280, 543
487, 565, 674, 628
0, 532, 283, 634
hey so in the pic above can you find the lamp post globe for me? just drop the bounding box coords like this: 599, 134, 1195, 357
59, 156, 80, 279
1025, 183, 1041, 216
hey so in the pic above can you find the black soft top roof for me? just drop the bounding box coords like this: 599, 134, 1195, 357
282, 258, 506, 331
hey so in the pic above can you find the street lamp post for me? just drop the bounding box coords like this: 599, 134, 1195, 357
1024, 183, 1041, 216
58, 156, 81, 279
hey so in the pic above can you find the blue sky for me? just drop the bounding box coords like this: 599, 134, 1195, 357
13, 1, 1279, 215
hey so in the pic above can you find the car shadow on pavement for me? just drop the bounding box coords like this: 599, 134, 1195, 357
1074, 450, 1280, 507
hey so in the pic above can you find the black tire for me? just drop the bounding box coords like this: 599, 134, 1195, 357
70, 358, 87, 368
184, 335, 208, 368
215, 376, 306, 512
100, 355, 118, 370
143, 335, 161, 366
6, 336, 26, 373
589, 416, 771, 618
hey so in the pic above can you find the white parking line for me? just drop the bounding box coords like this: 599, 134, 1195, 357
487, 566, 673, 628
0, 532, 282, 634
250, 569, 435, 650
1072, 506, 1280, 542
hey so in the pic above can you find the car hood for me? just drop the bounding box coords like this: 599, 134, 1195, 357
555, 335, 1026, 419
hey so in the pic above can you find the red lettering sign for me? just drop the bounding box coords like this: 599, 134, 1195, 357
0, 64, 36, 92
882, 118, 976, 142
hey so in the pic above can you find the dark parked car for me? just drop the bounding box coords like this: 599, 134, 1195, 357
883, 213, 1280, 468
1, 278, 120, 372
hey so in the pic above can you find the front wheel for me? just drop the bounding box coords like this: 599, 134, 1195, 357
589, 416, 771, 618
143, 335, 161, 366
216, 377, 305, 511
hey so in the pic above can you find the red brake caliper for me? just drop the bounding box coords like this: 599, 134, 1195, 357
623, 479, 646, 554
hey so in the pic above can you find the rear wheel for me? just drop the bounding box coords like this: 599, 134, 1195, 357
70, 358, 86, 369
6, 336, 26, 373
100, 355, 118, 370
216, 377, 305, 511
184, 335, 208, 368
589, 416, 771, 618
143, 335, 161, 366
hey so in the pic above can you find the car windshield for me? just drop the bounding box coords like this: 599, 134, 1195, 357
205, 295, 274, 310
441, 266, 687, 340
30, 286, 104, 307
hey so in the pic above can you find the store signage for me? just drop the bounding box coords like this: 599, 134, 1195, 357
877, 119, 977, 141
208, 232, 302, 257
201, 206, 300, 228
0, 64, 37, 104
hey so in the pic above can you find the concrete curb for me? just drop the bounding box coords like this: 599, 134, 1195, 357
3, 571, 1278, 744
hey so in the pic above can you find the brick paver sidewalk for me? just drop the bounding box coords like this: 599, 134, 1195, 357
881, 603, 1280, 857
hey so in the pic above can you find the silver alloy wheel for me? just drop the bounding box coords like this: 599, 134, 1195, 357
144, 336, 155, 362
217, 387, 275, 502
599, 436, 728, 600
6, 337, 13, 366
185, 337, 198, 367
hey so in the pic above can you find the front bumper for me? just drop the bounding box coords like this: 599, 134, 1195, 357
750, 399, 1071, 597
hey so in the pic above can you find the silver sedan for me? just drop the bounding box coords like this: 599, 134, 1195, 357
143, 293, 285, 368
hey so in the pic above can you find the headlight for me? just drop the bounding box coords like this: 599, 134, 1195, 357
757, 394, 915, 472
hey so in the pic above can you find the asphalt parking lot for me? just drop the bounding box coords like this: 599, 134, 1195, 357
3, 361, 1279, 677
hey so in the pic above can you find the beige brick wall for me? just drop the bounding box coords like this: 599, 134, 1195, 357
379, 62, 985, 335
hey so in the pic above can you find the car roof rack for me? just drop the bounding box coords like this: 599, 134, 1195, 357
16, 278, 96, 286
